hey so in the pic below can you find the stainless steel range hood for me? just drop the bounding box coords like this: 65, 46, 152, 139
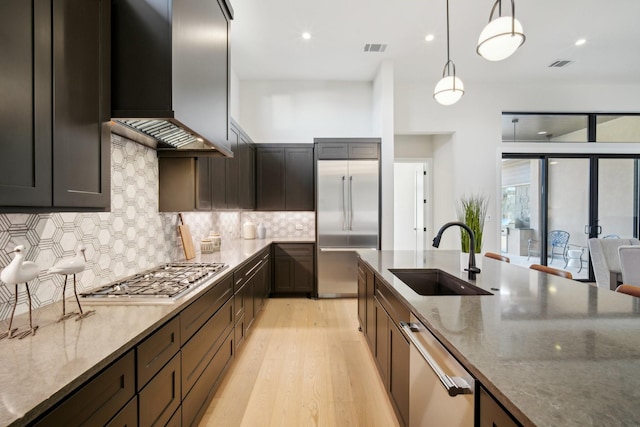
111, 0, 234, 157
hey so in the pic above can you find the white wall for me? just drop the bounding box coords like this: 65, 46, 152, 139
395, 81, 640, 252
230, 67, 240, 121
238, 80, 374, 143
394, 135, 433, 158
373, 62, 395, 250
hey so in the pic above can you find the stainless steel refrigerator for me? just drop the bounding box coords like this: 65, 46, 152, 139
316, 159, 380, 297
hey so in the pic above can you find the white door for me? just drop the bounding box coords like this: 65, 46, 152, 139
394, 161, 429, 251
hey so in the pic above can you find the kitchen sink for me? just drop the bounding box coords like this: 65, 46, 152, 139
390, 269, 493, 296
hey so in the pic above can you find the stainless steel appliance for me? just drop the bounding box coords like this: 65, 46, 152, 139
316, 157, 380, 297
401, 315, 474, 427
80, 262, 227, 304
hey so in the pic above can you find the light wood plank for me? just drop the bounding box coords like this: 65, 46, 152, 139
199, 298, 399, 427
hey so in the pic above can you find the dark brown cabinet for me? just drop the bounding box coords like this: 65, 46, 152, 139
256, 145, 314, 211
232, 248, 269, 355
139, 352, 182, 427
30, 250, 276, 427
0, 0, 110, 211
357, 259, 376, 354
479, 386, 521, 427
161, 120, 256, 212
137, 316, 181, 390
34, 351, 135, 426
203, 120, 255, 211
374, 278, 410, 427
273, 243, 315, 294
315, 139, 380, 160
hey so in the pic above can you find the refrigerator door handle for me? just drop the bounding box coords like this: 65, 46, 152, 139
349, 175, 354, 230
341, 176, 347, 231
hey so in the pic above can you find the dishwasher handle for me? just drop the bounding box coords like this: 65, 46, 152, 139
400, 321, 473, 397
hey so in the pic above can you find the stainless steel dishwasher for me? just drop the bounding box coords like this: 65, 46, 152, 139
401, 314, 475, 427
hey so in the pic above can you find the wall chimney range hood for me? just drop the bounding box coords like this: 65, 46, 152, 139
111, 0, 234, 157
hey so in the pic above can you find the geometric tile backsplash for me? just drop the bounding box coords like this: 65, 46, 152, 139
0, 133, 314, 321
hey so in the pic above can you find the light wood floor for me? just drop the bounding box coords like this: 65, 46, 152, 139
199, 298, 400, 427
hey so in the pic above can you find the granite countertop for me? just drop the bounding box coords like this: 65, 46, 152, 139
0, 237, 314, 426
357, 250, 640, 427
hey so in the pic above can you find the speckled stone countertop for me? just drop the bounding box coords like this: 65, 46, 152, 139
357, 250, 640, 427
0, 237, 314, 426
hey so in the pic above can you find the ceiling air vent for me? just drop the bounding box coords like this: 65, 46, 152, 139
364, 43, 387, 53
548, 60, 573, 68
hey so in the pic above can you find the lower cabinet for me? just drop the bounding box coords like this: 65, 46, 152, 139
105, 396, 138, 427
139, 352, 181, 426
479, 386, 521, 427
373, 277, 410, 427
389, 320, 410, 427
272, 243, 315, 294
34, 351, 136, 427
30, 246, 279, 426
182, 332, 234, 427
357, 258, 376, 353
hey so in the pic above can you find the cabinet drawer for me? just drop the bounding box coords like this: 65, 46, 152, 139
105, 396, 137, 427
139, 352, 181, 427
234, 284, 245, 323
182, 331, 234, 427
234, 313, 246, 352
35, 351, 135, 427
137, 316, 180, 390
182, 298, 234, 396
180, 274, 233, 345
274, 243, 314, 258
233, 254, 263, 291
166, 406, 182, 427
375, 278, 410, 326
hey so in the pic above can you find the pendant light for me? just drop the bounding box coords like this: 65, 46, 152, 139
433, 0, 464, 106
477, 0, 525, 61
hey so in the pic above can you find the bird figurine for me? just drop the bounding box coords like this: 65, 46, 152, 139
0, 245, 41, 339
49, 245, 95, 322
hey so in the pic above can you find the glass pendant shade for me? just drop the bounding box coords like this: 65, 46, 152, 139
433, 75, 464, 106
477, 7, 525, 61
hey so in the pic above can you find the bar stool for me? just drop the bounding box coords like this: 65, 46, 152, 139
529, 264, 573, 279
615, 284, 640, 298
484, 252, 510, 263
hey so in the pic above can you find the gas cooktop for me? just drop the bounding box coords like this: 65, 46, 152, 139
80, 262, 228, 304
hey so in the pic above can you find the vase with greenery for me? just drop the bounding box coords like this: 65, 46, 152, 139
456, 194, 489, 254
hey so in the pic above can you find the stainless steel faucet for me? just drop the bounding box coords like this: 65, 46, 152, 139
432, 221, 481, 280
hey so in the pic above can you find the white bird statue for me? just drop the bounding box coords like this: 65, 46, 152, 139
0, 245, 40, 339
49, 245, 95, 321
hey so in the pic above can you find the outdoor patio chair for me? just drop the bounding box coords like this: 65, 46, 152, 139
527, 230, 570, 265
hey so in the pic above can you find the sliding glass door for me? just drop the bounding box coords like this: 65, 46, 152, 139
501, 154, 640, 281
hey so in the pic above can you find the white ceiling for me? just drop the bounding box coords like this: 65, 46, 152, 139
230, 0, 640, 85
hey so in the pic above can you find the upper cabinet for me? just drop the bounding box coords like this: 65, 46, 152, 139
160, 120, 256, 212
315, 138, 380, 160
0, 0, 111, 211
256, 145, 314, 211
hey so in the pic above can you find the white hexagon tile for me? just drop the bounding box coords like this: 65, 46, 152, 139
0, 134, 315, 323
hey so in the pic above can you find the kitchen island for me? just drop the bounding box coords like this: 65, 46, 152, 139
0, 237, 312, 426
358, 250, 640, 427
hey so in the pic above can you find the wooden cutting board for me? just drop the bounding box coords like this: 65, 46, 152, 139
178, 213, 196, 260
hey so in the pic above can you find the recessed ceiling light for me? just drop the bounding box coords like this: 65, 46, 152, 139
425, 34, 434, 42
537, 131, 547, 135
302, 32, 311, 40
575, 38, 586, 46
